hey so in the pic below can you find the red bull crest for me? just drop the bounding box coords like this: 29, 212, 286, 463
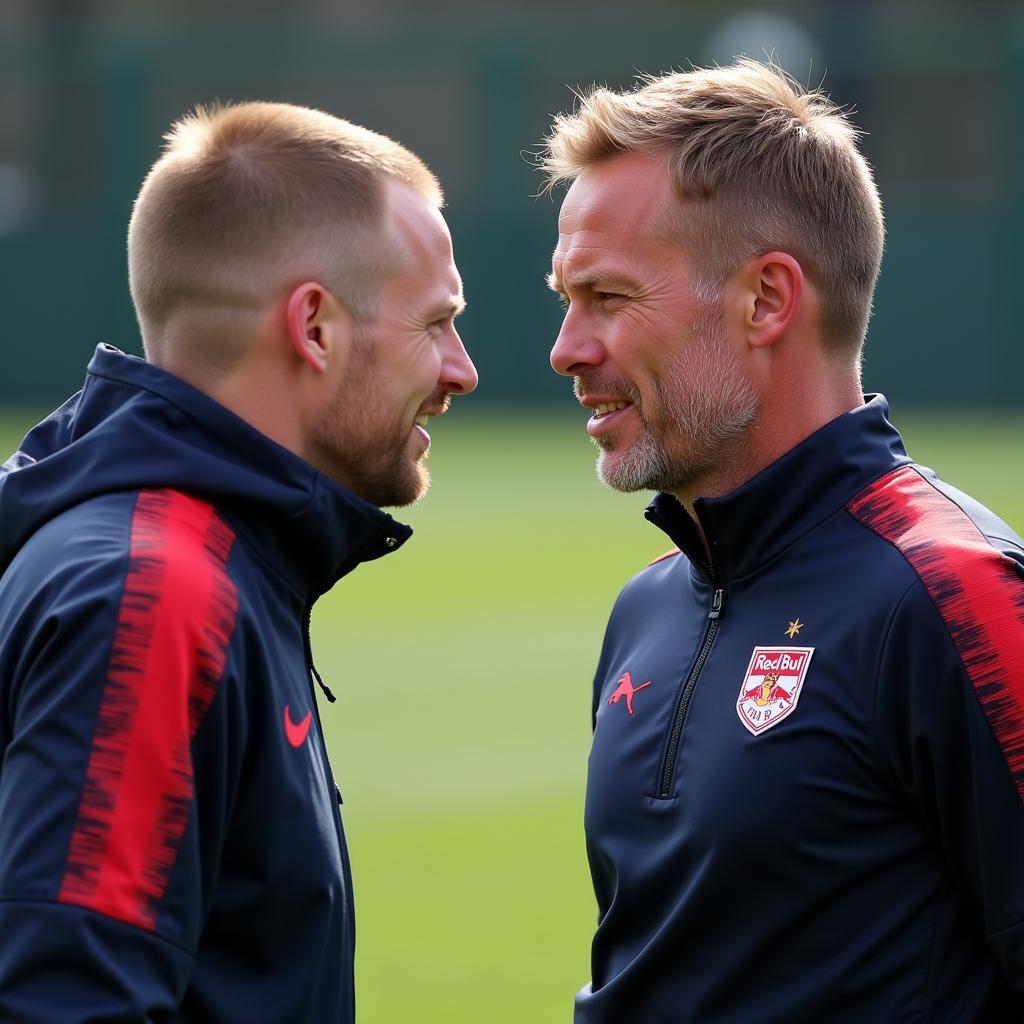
736, 646, 814, 736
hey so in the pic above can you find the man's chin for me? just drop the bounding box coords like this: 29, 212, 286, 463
596, 443, 676, 495
596, 451, 650, 494
376, 464, 431, 509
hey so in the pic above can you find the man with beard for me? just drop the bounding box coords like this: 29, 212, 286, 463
543, 60, 1024, 1022
0, 101, 476, 1022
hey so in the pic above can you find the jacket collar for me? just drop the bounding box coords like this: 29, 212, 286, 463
0, 345, 412, 598
644, 395, 910, 582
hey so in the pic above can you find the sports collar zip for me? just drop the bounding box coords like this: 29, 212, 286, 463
657, 581, 725, 799
644, 494, 719, 581
644, 494, 727, 799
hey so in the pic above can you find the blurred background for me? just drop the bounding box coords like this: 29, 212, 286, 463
1, 2, 1022, 1022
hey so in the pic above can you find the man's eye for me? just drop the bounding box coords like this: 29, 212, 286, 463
595, 291, 623, 303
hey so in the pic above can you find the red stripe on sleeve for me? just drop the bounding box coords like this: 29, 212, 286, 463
848, 466, 1024, 800
59, 489, 238, 930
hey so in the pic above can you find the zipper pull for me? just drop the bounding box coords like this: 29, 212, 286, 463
708, 588, 725, 620
310, 661, 337, 703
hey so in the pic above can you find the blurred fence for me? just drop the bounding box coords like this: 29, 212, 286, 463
1, 6, 1022, 406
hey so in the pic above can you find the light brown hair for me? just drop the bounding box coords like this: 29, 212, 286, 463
540, 60, 885, 356
128, 101, 442, 369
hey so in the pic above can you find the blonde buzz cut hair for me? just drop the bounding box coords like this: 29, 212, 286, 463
540, 59, 885, 357
128, 101, 442, 368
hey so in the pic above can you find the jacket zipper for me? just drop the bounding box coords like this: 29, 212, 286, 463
302, 599, 358, 965
658, 586, 725, 799
298, 525, 402, 808
300, 529, 388, 806
302, 604, 344, 809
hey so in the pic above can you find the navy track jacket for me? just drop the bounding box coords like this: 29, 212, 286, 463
0, 345, 411, 1022
576, 397, 1024, 1023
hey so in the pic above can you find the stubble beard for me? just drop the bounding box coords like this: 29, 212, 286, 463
308, 329, 437, 509
340, 438, 430, 509
588, 309, 759, 495
311, 407, 430, 509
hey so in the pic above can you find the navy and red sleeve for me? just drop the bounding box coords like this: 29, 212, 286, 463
851, 467, 1024, 988
0, 489, 240, 1021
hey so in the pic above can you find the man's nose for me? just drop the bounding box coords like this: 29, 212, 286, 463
550, 310, 605, 377
442, 328, 478, 394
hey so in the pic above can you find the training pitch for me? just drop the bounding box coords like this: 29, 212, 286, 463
1, 405, 1021, 1023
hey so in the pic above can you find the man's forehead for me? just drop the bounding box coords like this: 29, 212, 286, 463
558, 151, 673, 231
553, 229, 617, 258
386, 179, 453, 261
553, 154, 678, 276
551, 232, 636, 285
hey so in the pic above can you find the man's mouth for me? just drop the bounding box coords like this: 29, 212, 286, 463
412, 399, 451, 449
585, 400, 635, 439
414, 394, 452, 429
592, 401, 631, 419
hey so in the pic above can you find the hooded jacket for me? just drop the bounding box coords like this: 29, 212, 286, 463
0, 344, 411, 1023
576, 397, 1024, 1023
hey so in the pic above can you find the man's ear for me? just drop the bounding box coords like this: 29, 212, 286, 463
285, 282, 351, 373
740, 251, 804, 350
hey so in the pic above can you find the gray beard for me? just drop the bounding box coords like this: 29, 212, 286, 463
592, 314, 759, 495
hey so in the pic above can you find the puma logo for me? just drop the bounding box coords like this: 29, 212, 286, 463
607, 672, 653, 717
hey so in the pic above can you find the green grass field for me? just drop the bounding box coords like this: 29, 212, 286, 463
1, 405, 1022, 1022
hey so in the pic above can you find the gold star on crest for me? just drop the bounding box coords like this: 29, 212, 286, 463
785, 619, 804, 638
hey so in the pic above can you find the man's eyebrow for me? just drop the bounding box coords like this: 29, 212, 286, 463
431, 296, 467, 319
549, 270, 635, 294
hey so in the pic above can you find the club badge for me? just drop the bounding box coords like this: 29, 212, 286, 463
736, 646, 814, 736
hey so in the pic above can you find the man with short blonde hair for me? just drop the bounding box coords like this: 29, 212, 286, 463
543, 58, 883, 355
544, 60, 1024, 1022
0, 100, 476, 1022
130, 101, 442, 372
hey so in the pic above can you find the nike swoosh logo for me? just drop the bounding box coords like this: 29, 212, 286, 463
284, 704, 312, 748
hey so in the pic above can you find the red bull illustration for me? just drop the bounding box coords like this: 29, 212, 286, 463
736, 646, 814, 735
608, 671, 653, 717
